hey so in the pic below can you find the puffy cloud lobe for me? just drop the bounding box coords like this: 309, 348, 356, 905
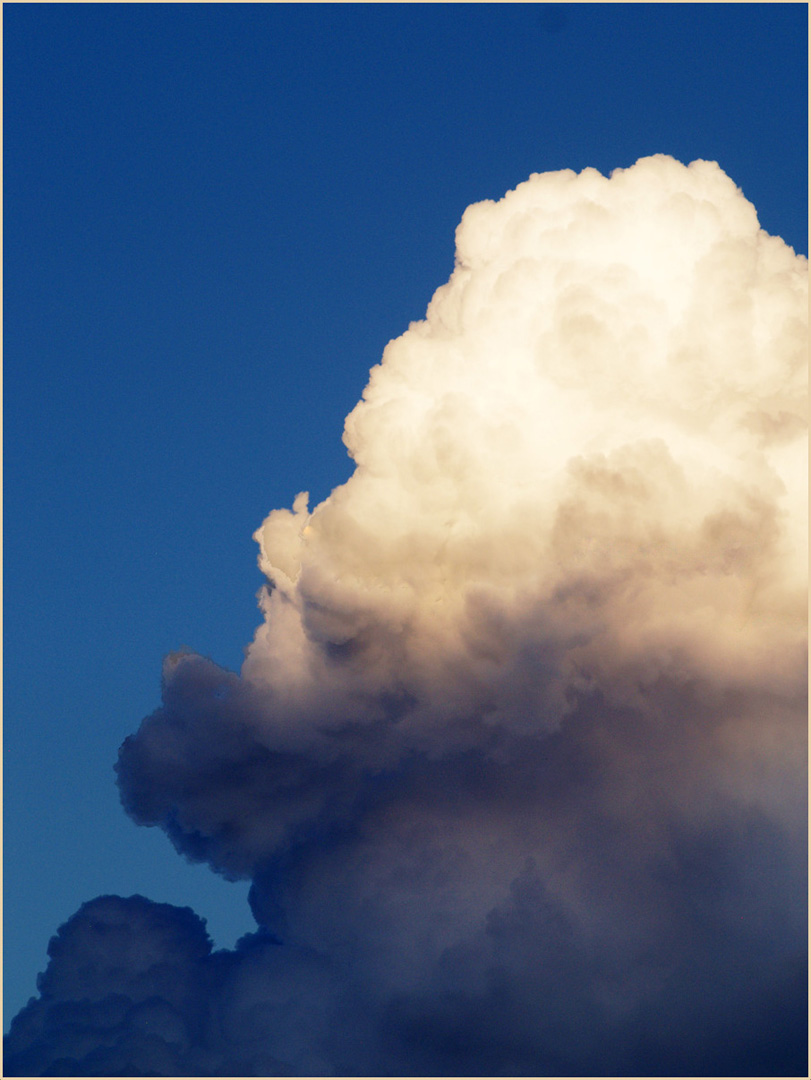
4, 897, 362, 1076
6, 156, 807, 1075
3, 896, 212, 1076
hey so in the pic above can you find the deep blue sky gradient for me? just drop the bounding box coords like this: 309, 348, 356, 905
4, 2, 807, 1023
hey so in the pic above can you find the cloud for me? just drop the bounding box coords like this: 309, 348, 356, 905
6, 155, 807, 1076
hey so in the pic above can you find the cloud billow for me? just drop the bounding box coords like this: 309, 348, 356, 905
6, 155, 807, 1076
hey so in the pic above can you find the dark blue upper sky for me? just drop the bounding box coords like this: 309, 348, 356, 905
4, 2, 807, 1023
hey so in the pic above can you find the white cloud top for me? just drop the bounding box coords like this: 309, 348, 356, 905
249, 154, 806, 758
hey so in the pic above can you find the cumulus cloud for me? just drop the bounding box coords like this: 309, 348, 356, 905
6, 155, 807, 1076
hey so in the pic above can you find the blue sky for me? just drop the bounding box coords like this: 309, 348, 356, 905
4, 1, 807, 1029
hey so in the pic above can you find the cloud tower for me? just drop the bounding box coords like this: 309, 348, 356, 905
6, 155, 807, 1077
